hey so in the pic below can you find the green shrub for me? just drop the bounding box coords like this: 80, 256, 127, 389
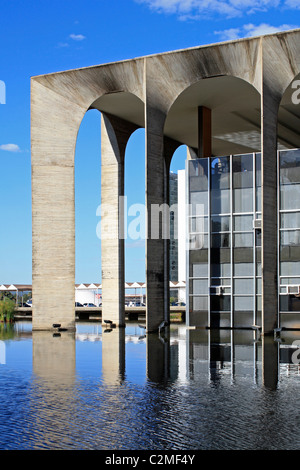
0, 299, 15, 322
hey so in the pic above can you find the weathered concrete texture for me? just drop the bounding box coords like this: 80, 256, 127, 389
31, 29, 300, 333
145, 106, 167, 332
261, 88, 280, 335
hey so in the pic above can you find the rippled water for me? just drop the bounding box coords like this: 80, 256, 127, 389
0, 321, 299, 450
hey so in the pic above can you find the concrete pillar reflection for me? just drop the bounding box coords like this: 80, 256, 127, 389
102, 327, 125, 385
146, 332, 170, 383
32, 330, 76, 384
262, 336, 278, 390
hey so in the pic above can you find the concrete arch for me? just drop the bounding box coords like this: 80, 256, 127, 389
144, 37, 261, 121
262, 30, 300, 103
164, 75, 261, 158
278, 72, 300, 150
31, 83, 144, 330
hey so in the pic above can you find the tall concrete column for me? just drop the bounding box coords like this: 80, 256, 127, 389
145, 107, 168, 332
261, 85, 280, 335
101, 113, 138, 327
31, 79, 85, 331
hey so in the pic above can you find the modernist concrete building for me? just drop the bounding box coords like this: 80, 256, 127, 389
31, 29, 300, 333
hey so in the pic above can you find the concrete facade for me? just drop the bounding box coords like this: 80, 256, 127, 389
31, 29, 300, 333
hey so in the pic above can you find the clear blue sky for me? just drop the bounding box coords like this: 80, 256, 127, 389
0, 0, 299, 284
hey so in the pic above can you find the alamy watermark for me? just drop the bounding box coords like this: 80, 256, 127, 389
96, 197, 205, 250
0, 341, 5, 365
291, 340, 300, 365
291, 80, 300, 105
0, 80, 6, 104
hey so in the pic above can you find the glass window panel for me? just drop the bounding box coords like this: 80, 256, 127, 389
211, 278, 231, 286
279, 294, 300, 312
211, 295, 231, 312
234, 233, 253, 247
190, 191, 208, 216
280, 277, 300, 285
256, 154, 261, 212
255, 230, 261, 247
189, 233, 208, 250
233, 154, 253, 213
256, 261, 262, 277
234, 278, 254, 295
232, 154, 253, 185
256, 295, 262, 312
280, 261, 300, 276
211, 215, 230, 232
234, 262, 254, 276
211, 156, 230, 189
188, 158, 209, 179
280, 212, 300, 229
256, 153, 261, 185
256, 278, 262, 295
233, 215, 253, 231
211, 233, 231, 248
192, 263, 208, 278
234, 296, 253, 311
192, 279, 208, 295
256, 187, 261, 213
189, 216, 208, 233
280, 184, 300, 210
233, 188, 253, 213
280, 230, 300, 246
279, 295, 289, 312
211, 189, 230, 215
211, 263, 231, 278
192, 296, 208, 311
280, 150, 300, 185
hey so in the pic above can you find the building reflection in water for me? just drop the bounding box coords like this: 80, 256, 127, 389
185, 328, 280, 390
31, 324, 299, 392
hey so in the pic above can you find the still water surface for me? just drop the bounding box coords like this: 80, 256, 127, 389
0, 321, 299, 450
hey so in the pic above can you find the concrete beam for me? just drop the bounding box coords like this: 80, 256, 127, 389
198, 106, 212, 158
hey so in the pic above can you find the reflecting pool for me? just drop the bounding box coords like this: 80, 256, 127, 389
0, 321, 299, 450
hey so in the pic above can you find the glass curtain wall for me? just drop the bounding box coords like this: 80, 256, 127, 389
279, 149, 300, 321
187, 153, 262, 328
